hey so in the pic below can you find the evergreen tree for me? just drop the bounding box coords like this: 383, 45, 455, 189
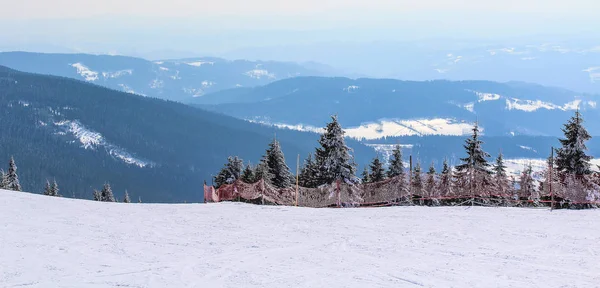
93, 189, 101, 201
241, 163, 255, 183
387, 145, 404, 178
253, 158, 273, 184
361, 167, 371, 184
298, 153, 319, 187
425, 163, 437, 198
369, 156, 386, 183
123, 190, 131, 203
214, 156, 244, 188
100, 183, 115, 202
492, 152, 510, 196
0, 170, 6, 189
264, 139, 294, 188
519, 164, 536, 200
314, 115, 358, 185
555, 110, 592, 175
5, 157, 21, 191
438, 159, 452, 196
44, 180, 52, 196
50, 179, 59, 197
412, 162, 423, 196
541, 153, 563, 198
455, 123, 491, 195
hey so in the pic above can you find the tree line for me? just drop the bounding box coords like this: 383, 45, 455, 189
215, 111, 599, 208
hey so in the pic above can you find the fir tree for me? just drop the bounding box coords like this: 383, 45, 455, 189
387, 145, 404, 178
519, 164, 536, 200
314, 115, 358, 185
555, 110, 592, 175
5, 157, 21, 191
264, 139, 294, 188
93, 189, 101, 201
214, 156, 244, 188
123, 190, 131, 203
412, 162, 423, 196
50, 179, 59, 197
425, 163, 437, 198
0, 170, 6, 189
298, 153, 319, 187
492, 152, 510, 196
253, 159, 273, 184
541, 153, 563, 198
241, 163, 255, 183
455, 123, 491, 195
361, 167, 371, 184
369, 156, 386, 183
438, 159, 452, 196
100, 183, 115, 202
44, 180, 52, 196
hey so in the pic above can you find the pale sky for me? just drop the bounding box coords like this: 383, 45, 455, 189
2, 0, 598, 20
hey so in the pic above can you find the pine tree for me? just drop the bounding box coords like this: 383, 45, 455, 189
0, 170, 6, 189
253, 158, 273, 184
455, 123, 491, 196
100, 183, 115, 202
241, 163, 255, 183
298, 153, 319, 187
541, 153, 563, 198
44, 180, 52, 196
519, 163, 536, 200
93, 189, 101, 201
361, 167, 371, 184
264, 139, 294, 188
50, 179, 59, 197
123, 190, 131, 203
214, 156, 244, 188
5, 157, 21, 191
412, 162, 423, 196
315, 115, 358, 185
555, 110, 592, 175
387, 145, 404, 178
425, 163, 437, 198
492, 152, 510, 197
438, 159, 452, 196
369, 156, 386, 183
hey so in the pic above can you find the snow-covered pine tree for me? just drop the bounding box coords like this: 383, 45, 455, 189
264, 139, 294, 188
425, 163, 437, 198
492, 152, 510, 197
0, 170, 6, 189
5, 157, 21, 191
100, 183, 115, 202
50, 179, 59, 197
44, 180, 52, 196
123, 190, 131, 203
387, 145, 404, 178
241, 163, 255, 183
298, 153, 319, 187
314, 115, 358, 185
93, 189, 101, 201
555, 110, 592, 175
412, 162, 423, 196
253, 158, 273, 184
455, 123, 491, 197
438, 159, 452, 197
214, 156, 244, 188
361, 167, 371, 184
518, 164, 536, 200
369, 156, 386, 183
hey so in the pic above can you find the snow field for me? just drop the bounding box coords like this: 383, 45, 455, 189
1, 190, 599, 288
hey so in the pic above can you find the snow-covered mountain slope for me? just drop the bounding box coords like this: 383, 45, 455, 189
1, 190, 599, 288
196, 77, 600, 138
0, 52, 327, 102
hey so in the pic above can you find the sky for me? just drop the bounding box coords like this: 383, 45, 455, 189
1, 0, 599, 58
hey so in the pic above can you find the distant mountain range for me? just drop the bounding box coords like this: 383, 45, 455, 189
0, 52, 329, 102
194, 77, 600, 139
0, 65, 376, 202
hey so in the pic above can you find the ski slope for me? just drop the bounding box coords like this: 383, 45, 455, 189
1, 190, 599, 288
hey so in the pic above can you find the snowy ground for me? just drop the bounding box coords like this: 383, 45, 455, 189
1, 190, 599, 288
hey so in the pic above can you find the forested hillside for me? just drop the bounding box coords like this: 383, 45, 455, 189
0, 66, 372, 202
